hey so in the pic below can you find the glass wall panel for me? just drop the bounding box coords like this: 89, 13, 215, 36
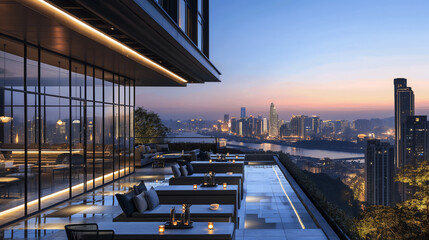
119, 105, 125, 175
27, 46, 38, 93
0, 91, 25, 218
119, 77, 125, 105
40, 51, 69, 97
130, 105, 135, 172
40, 96, 70, 209
27, 93, 40, 214
86, 65, 93, 101
71, 61, 85, 100
71, 100, 84, 196
114, 105, 120, 179
86, 102, 94, 190
104, 104, 114, 183
0, 36, 24, 91
104, 71, 113, 104
114, 75, 119, 105
94, 68, 103, 102
94, 104, 103, 187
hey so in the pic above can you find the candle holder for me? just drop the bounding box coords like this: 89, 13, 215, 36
232, 160, 235, 163
208, 222, 214, 230
223, 183, 227, 189
193, 184, 197, 190
209, 159, 212, 163
159, 225, 165, 233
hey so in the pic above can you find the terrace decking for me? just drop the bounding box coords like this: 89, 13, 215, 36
0, 155, 331, 240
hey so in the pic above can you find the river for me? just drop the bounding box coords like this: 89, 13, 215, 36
227, 140, 364, 160
168, 132, 364, 160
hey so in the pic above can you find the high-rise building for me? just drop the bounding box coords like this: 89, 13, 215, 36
230, 117, 237, 134
394, 78, 415, 202
394, 78, 414, 168
402, 116, 428, 200
311, 116, 321, 135
263, 118, 268, 134
224, 114, 229, 123
240, 107, 246, 118
238, 121, 243, 136
290, 115, 305, 138
269, 103, 279, 138
365, 139, 395, 206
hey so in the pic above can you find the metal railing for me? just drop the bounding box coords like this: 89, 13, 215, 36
134, 136, 226, 152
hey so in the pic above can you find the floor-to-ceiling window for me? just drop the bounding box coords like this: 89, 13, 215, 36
0, 33, 135, 226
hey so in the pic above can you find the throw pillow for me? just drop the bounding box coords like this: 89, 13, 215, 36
115, 191, 136, 217
179, 165, 188, 176
133, 181, 147, 195
133, 192, 148, 213
185, 161, 194, 175
171, 165, 181, 178
144, 187, 160, 210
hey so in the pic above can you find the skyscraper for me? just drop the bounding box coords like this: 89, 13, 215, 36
365, 139, 395, 206
402, 116, 428, 200
394, 78, 415, 202
240, 107, 246, 118
224, 114, 229, 123
263, 118, 268, 134
269, 103, 279, 138
290, 115, 305, 138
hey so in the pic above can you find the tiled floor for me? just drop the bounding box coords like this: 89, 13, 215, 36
0, 164, 327, 239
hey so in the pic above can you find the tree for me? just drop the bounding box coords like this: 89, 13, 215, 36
357, 161, 429, 239
134, 107, 169, 144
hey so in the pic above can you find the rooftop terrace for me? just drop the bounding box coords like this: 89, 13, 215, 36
0, 155, 333, 240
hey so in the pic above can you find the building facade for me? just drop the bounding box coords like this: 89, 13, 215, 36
291, 115, 306, 139
0, 0, 219, 226
365, 139, 395, 206
269, 103, 279, 138
393, 78, 415, 202
402, 115, 429, 200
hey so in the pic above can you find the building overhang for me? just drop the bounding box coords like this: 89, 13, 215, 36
0, 0, 220, 86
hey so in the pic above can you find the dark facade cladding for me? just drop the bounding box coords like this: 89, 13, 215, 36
403, 115, 429, 200
0, 33, 135, 224
365, 139, 395, 206
393, 78, 415, 202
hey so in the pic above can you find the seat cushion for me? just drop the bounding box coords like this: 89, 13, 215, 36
144, 187, 160, 210
133, 181, 147, 195
171, 165, 181, 178
179, 165, 188, 176
156, 144, 169, 152
115, 191, 136, 217
185, 162, 194, 175
133, 192, 148, 213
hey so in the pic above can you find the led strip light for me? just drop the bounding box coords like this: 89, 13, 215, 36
17, 0, 188, 85
272, 166, 306, 229
0, 168, 127, 217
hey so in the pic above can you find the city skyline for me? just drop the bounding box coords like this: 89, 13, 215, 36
136, 0, 429, 120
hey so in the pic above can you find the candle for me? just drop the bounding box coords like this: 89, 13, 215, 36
223, 183, 227, 189
232, 160, 235, 163
172, 221, 177, 226
209, 159, 212, 163
227, 152, 229, 156
208, 222, 214, 230
159, 225, 165, 233
235, 155, 238, 159
193, 184, 197, 190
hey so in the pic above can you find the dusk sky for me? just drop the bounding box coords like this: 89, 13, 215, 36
136, 0, 429, 121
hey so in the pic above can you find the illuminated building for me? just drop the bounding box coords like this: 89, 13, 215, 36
240, 107, 246, 118
0, 0, 219, 226
269, 103, 279, 138
365, 139, 395, 206
290, 115, 305, 139
394, 78, 414, 202
402, 115, 428, 201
